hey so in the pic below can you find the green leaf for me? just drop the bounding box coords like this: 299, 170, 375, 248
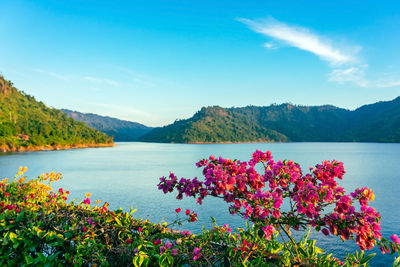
297, 246, 307, 257
38, 252, 47, 263
24, 254, 34, 264
9, 232, 17, 243
133, 255, 145, 267
158, 254, 168, 267
114, 217, 122, 226
166, 255, 174, 265
392, 256, 400, 267
359, 253, 376, 265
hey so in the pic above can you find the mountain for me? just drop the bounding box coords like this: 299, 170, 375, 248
0, 75, 113, 152
342, 97, 400, 142
140, 98, 400, 143
139, 106, 288, 143
62, 109, 153, 141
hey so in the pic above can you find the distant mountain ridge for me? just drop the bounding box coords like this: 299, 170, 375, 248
62, 109, 153, 141
0, 75, 113, 152
139, 97, 400, 143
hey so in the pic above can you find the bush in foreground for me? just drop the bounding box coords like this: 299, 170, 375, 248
1, 149, 400, 266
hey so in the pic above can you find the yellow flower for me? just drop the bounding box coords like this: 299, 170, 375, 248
369, 191, 375, 202
363, 189, 369, 197
85, 193, 92, 198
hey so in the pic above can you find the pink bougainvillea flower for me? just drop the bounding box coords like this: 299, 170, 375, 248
391, 234, 400, 244
322, 228, 330, 236
165, 242, 173, 249
157, 150, 387, 252
189, 212, 198, 222
160, 246, 165, 255
193, 247, 201, 261
262, 225, 275, 240
83, 198, 90, 205
175, 208, 181, 213
181, 230, 191, 236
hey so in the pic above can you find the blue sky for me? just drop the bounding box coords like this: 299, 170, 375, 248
1, 0, 399, 126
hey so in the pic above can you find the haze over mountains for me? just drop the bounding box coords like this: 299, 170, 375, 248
62, 109, 153, 141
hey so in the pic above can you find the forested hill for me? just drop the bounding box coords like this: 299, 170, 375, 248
62, 109, 153, 141
0, 75, 113, 152
139, 97, 400, 143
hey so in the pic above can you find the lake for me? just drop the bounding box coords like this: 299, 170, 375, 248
1, 142, 399, 265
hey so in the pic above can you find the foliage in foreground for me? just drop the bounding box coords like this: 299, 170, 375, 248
0, 160, 400, 266
158, 150, 400, 265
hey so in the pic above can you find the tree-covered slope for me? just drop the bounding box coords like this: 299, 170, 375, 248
140, 106, 288, 143
62, 109, 153, 141
140, 98, 400, 143
342, 97, 400, 142
0, 75, 113, 151
230, 104, 351, 142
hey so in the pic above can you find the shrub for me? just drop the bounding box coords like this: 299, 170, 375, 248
2, 149, 400, 266
158, 150, 400, 265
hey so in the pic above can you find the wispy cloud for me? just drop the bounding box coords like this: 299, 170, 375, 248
328, 67, 369, 87
239, 17, 400, 88
329, 67, 400, 88
264, 42, 279, 50
33, 69, 69, 81
110, 66, 156, 87
374, 76, 400, 88
84, 76, 120, 87
238, 17, 358, 66
87, 102, 158, 123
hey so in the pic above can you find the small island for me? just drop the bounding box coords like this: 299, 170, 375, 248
0, 75, 113, 152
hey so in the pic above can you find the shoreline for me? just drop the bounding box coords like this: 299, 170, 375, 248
0, 142, 114, 153
186, 140, 280, 144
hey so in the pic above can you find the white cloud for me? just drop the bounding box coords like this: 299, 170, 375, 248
239, 17, 400, 89
84, 76, 120, 87
264, 42, 279, 50
329, 67, 400, 88
238, 17, 358, 65
375, 77, 400, 88
33, 69, 69, 81
328, 67, 369, 87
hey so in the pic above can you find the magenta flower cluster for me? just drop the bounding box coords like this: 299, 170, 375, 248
158, 150, 385, 251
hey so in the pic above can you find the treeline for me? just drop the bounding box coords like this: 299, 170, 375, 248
0, 75, 113, 151
140, 98, 400, 143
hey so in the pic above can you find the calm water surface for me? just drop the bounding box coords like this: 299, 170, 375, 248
1, 142, 399, 265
